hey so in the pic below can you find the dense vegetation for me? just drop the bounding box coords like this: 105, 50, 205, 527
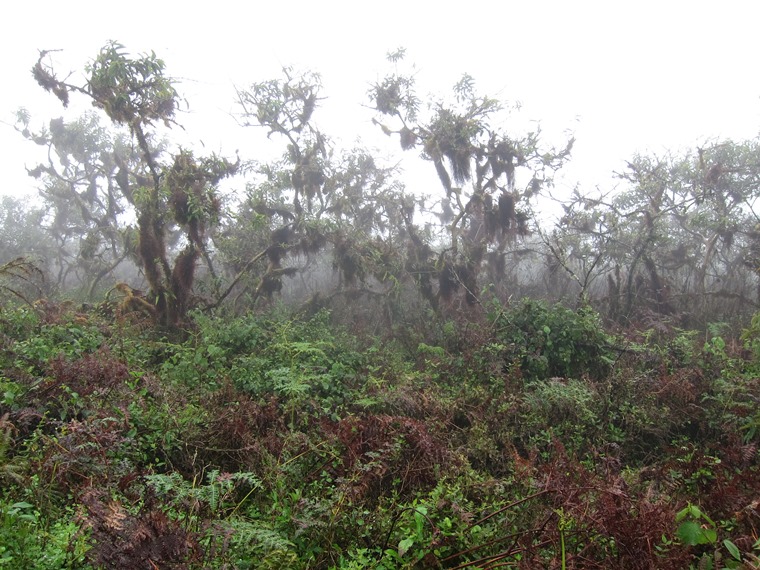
0, 44, 759, 568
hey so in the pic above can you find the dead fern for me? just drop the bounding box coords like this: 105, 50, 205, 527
0, 413, 26, 484
329, 414, 456, 503
80, 489, 200, 569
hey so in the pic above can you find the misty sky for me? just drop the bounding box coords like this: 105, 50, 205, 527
2, 1, 760, 209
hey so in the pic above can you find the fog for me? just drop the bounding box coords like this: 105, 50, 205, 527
4, 1, 760, 203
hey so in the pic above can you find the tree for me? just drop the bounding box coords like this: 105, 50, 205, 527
548, 139, 760, 325
0, 195, 54, 268
30, 43, 238, 326
16, 109, 140, 297
0, 196, 49, 304
368, 50, 573, 312
221, 67, 416, 326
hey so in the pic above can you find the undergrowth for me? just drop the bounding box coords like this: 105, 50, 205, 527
0, 299, 758, 568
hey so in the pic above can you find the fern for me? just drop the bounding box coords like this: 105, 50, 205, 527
145, 470, 262, 519
144, 472, 184, 497
225, 519, 295, 552
0, 414, 26, 484
205, 470, 220, 513
198, 517, 301, 569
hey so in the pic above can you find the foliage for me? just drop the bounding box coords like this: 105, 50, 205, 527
15, 317, 104, 366
86, 42, 178, 127
494, 298, 615, 382
0, 297, 758, 568
518, 377, 603, 454
30, 44, 238, 325
676, 503, 717, 546
15, 109, 139, 298
160, 310, 365, 425
6, 41, 760, 570
550, 141, 760, 325
225, 66, 415, 322
0, 500, 90, 569
369, 52, 573, 312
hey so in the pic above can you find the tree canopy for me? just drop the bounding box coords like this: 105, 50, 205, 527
4, 43, 758, 331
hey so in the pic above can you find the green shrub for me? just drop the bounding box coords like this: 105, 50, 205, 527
15, 321, 104, 368
517, 378, 602, 455
0, 499, 90, 569
494, 299, 614, 383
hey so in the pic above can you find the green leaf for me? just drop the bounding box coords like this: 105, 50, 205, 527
723, 539, 741, 560
676, 503, 704, 522
677, 521, 715, 545
675, 506, 690, 522
702, 527, 717, 544
398, 537, 414, 557
414, 505, 427, 540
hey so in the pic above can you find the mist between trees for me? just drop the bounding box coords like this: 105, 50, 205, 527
2, 42, 759, 332
5, 42, 760, 570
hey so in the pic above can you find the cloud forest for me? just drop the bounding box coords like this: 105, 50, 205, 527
0, 43, 759, 569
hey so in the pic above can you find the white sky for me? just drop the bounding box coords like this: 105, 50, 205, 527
2, 1, 760, 210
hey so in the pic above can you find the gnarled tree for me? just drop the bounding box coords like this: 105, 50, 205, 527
369, 51, 573, 311
31, 43, 238, 327
548, 140, 760, 326
16, 110, 140, 297
221, 67, 415, 326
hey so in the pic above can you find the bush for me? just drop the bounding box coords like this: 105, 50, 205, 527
494, 299, 614, 383
518, 378, 603, 455
0, 499, 90, 568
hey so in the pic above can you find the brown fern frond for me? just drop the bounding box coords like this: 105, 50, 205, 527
106, 283, 156, 320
